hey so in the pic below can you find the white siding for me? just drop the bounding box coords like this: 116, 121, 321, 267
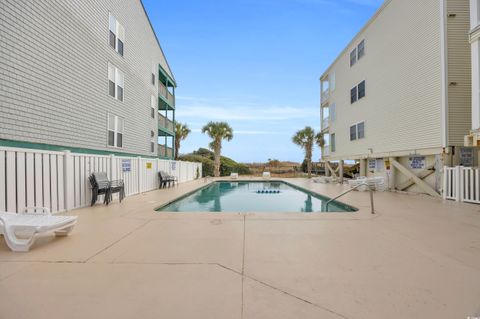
0, 0, 172, 156
322, 0, 468, 160
447, 0, 472, 145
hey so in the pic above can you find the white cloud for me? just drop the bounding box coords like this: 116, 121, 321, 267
176, 100, 318, 122
191, 128, 284, 135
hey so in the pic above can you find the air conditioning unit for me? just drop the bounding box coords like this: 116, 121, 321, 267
465, 130, 480, 147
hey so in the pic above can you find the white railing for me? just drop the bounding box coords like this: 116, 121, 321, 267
443, 166, 480, 204
321, 90, 329, 105
322, 146, 330, 158
0, 146, 202, 213
322, 117, 330, 131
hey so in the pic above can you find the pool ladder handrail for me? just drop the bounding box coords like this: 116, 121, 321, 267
325, 183, 375, 214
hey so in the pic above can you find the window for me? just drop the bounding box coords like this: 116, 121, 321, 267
358, 80, 366, 99
350, 125, 357, 141
329, 103, 336, 122
350, 122, 365, 142
107, 114, 124, 148
330, 134, 336, 152
108, 63, 124, 101
351, 81, 365, 104
358, 40, 365, 59
151, 131, 155, 153
350, 86, 358, 104
357, 121, 365, 139
151, 95, 156, 118
109, 13, 125, 56
350, 48, 357, 67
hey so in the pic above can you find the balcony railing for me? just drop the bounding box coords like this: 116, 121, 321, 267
159, 82, 175, 106
158, 114, 174, 133
321, 90, 330, 105
322, 146, 330, 158
322, 117, 330, 131
158, 144, 174, 158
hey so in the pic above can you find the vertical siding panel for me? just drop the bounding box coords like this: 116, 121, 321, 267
16, 152, 26, 213
50, 155, 58, 213
79, 156, 86, 207
34, 153, 43, 207
25, 153, 35, 208
74, 156, 80, 208
57, 155, 65, 212
0, 151, 5, 211
42, 154, 51, 210
6, 151, 16, 212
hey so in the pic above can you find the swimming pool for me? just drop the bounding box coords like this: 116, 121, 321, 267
156, 181, 357, 213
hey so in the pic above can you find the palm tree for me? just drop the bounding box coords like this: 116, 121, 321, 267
202, 121, 234, 177
292, 127, 316, 178
315, 132, 326, 149
174, 123, 191, 160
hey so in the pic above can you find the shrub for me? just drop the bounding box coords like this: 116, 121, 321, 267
182, 148, 251, 177
178, 154, 214, 177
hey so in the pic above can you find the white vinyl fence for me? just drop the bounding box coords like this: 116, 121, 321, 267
444, 166, 480, 204
0, 147, 202, 213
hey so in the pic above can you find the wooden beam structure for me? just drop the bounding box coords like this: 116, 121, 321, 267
391, 159, 440, 198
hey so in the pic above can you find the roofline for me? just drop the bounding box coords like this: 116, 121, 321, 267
320, 0, 393, 80
138, 0, 177, 85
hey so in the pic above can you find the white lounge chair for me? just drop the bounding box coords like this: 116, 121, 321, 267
230, 173, 239, 180
262, 172, 271, 180
0, 207, 77, 252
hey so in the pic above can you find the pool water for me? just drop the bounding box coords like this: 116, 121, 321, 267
156, 181, 357, 213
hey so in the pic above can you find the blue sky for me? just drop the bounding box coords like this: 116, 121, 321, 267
143, 0, 383, 163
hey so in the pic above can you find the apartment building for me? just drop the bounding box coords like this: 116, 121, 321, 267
320, 0, 471, 196
0, 0, 176, 159
466, 0, 480, 147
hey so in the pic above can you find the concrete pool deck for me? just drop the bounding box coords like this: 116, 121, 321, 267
0, 178, 479, 319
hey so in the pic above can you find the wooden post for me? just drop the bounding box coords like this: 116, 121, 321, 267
389, 157, 396, 191
339, 160, 344, 184
359, 159, 367, 177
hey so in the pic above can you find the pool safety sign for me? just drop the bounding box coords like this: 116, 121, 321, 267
409, 156, 426, 169
171, 162, 176, 171
122, 159, 131, 172
368, 159, 376, 171
146, 162, 152, 169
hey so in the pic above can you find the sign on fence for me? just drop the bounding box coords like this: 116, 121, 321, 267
122, 159, 131, 172
146, 162, 152, 169
171, 162, 176, 171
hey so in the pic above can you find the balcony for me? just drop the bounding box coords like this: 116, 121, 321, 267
322, 117, 330, 131
159, 81, 175, 107
158, 114, 174, 134
158, 144, 174, 158
322, 146, 330, 158
321, 90, 330, 106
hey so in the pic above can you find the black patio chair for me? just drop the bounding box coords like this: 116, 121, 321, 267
158, 171, 177, 188
89, 172, 125, 206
